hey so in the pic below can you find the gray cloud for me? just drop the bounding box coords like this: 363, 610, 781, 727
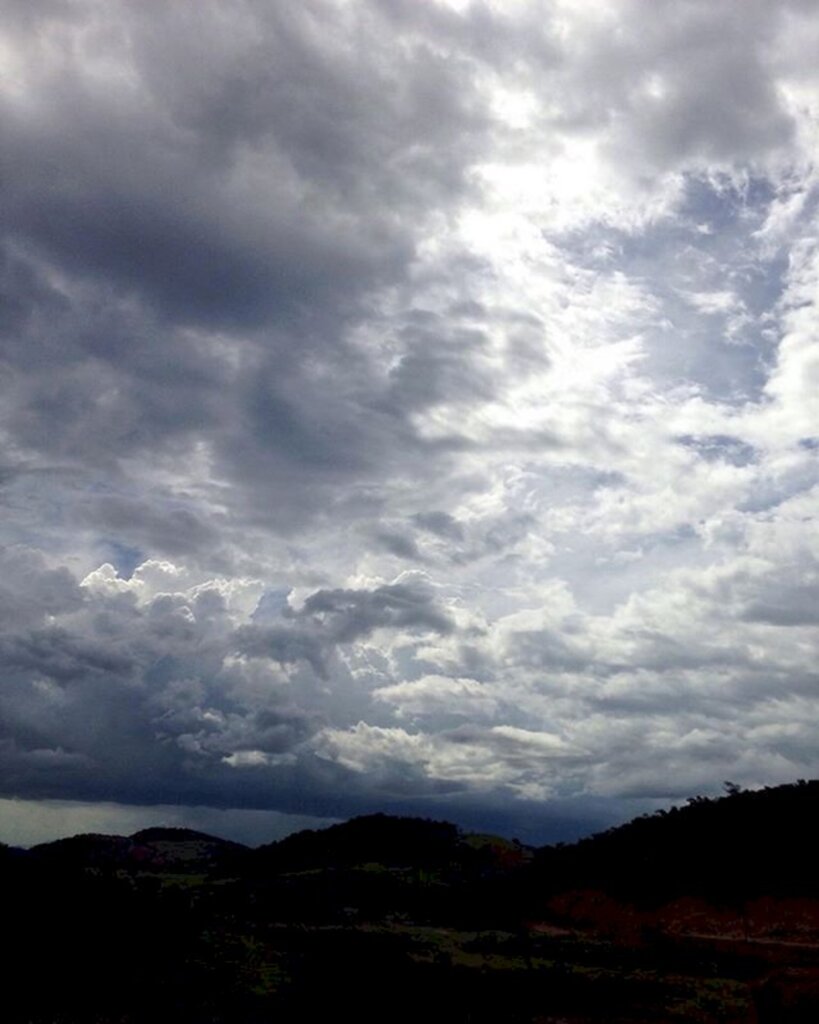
1, 1, 819, 844
297, 580, 455, 642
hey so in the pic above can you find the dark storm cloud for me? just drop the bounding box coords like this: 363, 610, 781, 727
0, 0, 515, 553
412, 511, 465, 542
0, 548, 82, 627
80, 494, 224, 561
235, 576, 454, 673
297, 580, 455, 641
385, 323, 495, 412
233, 624, 328, 677
0, 557, 456, 817
0, 0, 491, 328
374, 529, 425, 561
0, 241, 231, 484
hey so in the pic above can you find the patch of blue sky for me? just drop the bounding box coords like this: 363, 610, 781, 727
104, 540, 144, 580
563, 174, 792, 401
677, 172, 777, 232
675, 434, 758, 466
251, 587, 294, 621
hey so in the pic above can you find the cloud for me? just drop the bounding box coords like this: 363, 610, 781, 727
373, 675, 500, 722
295, 577, 455, 642
1, 1, 818, 843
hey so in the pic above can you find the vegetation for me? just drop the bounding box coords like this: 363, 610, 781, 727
6, 782, 819, 1021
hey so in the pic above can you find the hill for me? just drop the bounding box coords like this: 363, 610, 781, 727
248, 811, 531, 877
30, 825, 247, 874
533, 779, 819, 904
6, 783, 819, 1022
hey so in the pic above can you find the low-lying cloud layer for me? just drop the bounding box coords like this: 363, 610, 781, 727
1, 0, 817, 844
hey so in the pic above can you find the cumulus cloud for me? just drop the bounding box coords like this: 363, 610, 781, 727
1, 0, 818, 842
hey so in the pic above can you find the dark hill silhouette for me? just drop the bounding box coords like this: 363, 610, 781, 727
130, 825, 242, 844
29, 831, 135, 869
532, 780, 819, 906
31, 826, 247, 873
7, 782, 819, 1022
250, 811, 461, 872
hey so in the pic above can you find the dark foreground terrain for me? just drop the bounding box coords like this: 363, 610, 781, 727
6, 781, 819, 1022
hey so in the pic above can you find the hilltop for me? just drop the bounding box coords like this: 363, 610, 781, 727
30, 825, 247, 873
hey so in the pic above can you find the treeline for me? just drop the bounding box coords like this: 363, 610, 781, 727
532, 780, 819, 905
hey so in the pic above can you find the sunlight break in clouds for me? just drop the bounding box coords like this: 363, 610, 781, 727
0, 0, 817, 845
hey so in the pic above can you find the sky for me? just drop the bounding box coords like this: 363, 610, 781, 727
0, 0, 817, 848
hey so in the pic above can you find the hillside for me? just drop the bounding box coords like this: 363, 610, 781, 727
534, 780, 819, 902
5, 782, 819, 1022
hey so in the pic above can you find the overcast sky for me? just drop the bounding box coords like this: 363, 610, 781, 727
1, 0, 817, 847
